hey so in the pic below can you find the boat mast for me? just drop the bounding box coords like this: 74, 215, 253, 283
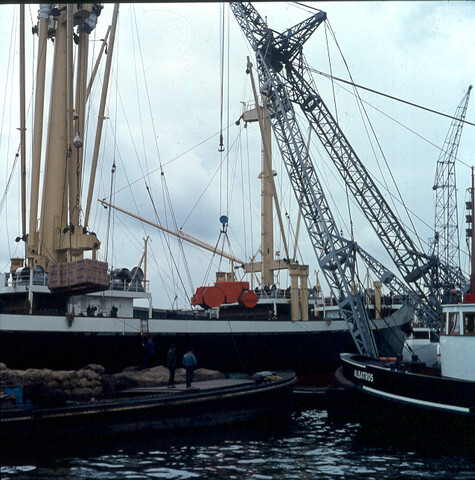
244, 58, 309, 320
28, 5, 51, 260
84, 3, 119, 229
38, 3, 69, 265
19, 5, 27, 242
33, 4, 108, 271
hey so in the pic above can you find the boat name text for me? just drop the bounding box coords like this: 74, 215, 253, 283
354, 370, 374, 382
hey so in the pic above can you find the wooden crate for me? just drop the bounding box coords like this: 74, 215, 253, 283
48, 259, 109, 294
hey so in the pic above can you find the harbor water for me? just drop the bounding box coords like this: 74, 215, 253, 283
2, 410, 473, 479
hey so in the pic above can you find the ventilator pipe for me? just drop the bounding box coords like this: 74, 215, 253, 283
38, 4, 53, 20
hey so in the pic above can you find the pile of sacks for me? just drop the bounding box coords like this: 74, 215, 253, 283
0, 362, 225, 401
0, 363, 106, 398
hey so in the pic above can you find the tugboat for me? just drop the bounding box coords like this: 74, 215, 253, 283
335, 172, 475, 452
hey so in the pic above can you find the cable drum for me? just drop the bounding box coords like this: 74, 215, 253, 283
130, 266, 144, 292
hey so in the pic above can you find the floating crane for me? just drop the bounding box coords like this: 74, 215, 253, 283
432, 86, 472, 303
230, 2, 447, 355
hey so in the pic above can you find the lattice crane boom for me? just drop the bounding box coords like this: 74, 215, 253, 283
232, 2, 470, 321
433, 85, 472, 301
231, 2, 379, 356
231, 2, 443, 342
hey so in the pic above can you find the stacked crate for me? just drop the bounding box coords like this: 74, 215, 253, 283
48, 259, 109, 294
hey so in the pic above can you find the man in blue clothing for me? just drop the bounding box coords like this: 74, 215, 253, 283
142, 335, 155, 369
183, 348, 197, 388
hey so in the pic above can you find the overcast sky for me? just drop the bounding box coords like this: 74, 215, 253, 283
1, 2, 475, 309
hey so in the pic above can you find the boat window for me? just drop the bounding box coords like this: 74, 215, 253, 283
448, 312, 460, 335
413, 331, 430, 340
463, 313, 475, 335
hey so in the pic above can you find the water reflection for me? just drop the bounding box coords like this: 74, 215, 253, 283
2, 411, 474, 480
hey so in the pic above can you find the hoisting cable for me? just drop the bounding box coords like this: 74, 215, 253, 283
218, 3, 226, 155
203, 215, 236, 285
181, 125, 244, 230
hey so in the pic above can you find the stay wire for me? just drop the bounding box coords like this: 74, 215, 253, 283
146, 184, 193, 306
308, 66, 475, 128
130, 5, 194, 299
104, 126, 233, 205
181, 125, 244, 230
130, 14, 177, 306
315, 78, 471, 267
324, 20, 425, 252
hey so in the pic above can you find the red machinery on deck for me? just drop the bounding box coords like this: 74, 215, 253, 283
191, 281, 258, 309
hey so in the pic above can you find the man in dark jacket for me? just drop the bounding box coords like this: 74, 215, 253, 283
142, 335, 155, 369
167, 344, 177, 387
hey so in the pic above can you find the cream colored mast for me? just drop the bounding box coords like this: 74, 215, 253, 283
28, 5, 51, 259
84, 4, 120, 228
36, 4, 105, 270
244, 58, 309, 321
19, 5, 27, 239
244, 57, 291, 284
38, 4, 69, 265
70, 14, 90, 226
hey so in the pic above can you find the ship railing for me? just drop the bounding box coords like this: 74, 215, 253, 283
109, 278, 149, 293
255, 288, 291, 300
1, 270, 48, 288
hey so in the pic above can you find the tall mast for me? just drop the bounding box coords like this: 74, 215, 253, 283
38, 5, 69, 265
84, 3, 120, 229
28, 5, 51, 260
33, 4, 106, 271
70, 15, 91, 227
19, 5, 27, 240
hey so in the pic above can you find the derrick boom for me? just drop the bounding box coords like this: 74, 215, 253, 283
231, 2, 444, 343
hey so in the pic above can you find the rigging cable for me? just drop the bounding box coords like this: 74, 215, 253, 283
324, 20, 425, 252
323, 22, 355, 242
0, 150, 20, 217
311, 78, 471, 269
145, 183, 192, 306
308, 66, 475, 128
104, 126, 234, 200
131, 6, 196, 304
226, 4, 231, 216
104, 162, 116, 262
1, 6, 18, 261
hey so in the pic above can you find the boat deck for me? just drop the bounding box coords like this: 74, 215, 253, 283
121, 377, 255, 395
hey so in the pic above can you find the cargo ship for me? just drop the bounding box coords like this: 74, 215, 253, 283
0, 4, 412, 383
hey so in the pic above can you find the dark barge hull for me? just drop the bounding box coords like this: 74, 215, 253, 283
332, 354, 475, 452
1, 371, 296, 445
0, 325, 405, 377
